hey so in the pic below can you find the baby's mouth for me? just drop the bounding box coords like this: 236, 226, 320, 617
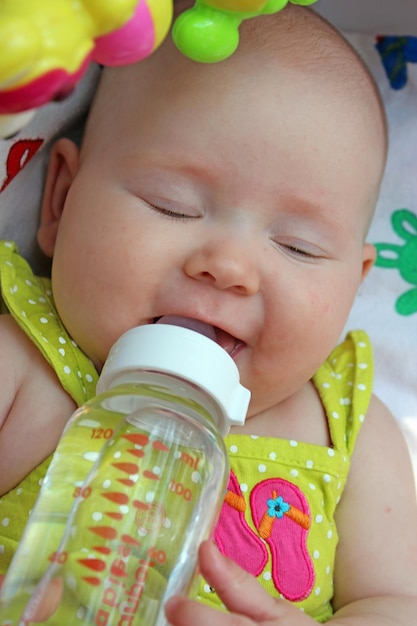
213, 327, 243, 357
154, 315, 243, 357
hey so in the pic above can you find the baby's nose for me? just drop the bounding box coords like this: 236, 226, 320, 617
184, 237, 260, 295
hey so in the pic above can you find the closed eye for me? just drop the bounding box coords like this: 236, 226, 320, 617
276, 242, 323, 262
283, 245, 316, 258
148, 203, 199, 221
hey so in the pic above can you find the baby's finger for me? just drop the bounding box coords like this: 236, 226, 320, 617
197, 541, 284, 622
23, 578, 63, 623
165, 594, 251, 626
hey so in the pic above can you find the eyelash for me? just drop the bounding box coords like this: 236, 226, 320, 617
149, 203, 195, 221
285, 245, 312, 256
278, 243, 321, 261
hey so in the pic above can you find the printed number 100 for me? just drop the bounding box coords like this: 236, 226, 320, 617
169, 479, 192, 501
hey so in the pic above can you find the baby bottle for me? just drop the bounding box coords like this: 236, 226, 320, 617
0, 317, 250, 626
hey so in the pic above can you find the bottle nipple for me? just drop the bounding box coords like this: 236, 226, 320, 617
156, 315, 216, 341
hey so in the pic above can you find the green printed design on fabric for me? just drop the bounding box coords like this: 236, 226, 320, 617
374, 209, 417, 315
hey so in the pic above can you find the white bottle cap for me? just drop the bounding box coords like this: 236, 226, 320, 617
97, 324, 250, 436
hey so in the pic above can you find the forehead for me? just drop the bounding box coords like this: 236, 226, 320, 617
96, 13, 383, 134
84, 23, 384, 231
94, 39, 381, 171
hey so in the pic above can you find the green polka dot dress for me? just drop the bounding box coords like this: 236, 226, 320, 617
0, 242, 373, 624
0, 241, 98, 573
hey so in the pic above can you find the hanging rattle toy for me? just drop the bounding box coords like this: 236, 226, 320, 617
173, 0, 319, 63
0, 0, 318, 138
0, 0, 172, 137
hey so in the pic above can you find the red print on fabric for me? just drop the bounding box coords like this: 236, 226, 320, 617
1, 138, 43, 192
214, 471, 315, 602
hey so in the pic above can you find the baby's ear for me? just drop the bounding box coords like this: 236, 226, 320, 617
361, 243, 377, 283
37, 138, 80, 258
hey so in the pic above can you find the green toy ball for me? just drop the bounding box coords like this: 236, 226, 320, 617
172, 0, 319, 63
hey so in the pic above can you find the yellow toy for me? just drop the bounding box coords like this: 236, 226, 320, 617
0, 0, 173, 137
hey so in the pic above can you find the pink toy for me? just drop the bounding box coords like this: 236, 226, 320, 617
0, 0, 173, 137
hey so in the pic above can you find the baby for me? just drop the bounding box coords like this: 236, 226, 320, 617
0, 3, 416, 625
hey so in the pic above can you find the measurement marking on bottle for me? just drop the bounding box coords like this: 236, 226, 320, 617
126, 447, 145, 458
82, 576, 101, 586
93, 545, 112, 555
90, 427, 114, 439
73, 486, 92, 498
169, 479, 193, 501
143, 470, 160, 480
117, 478, 136, 487
179, 451, 199, 470
77, 558, 106, 572
122, 433, 150, 446
147, 546, 167, 564
48, 550, 68, 564
152, 440, 170, 452
120, 533, 141, 548
105, 511, 124, 520
112, 462, 139, 475
89, 526, 118, 540
101, 491, 129, 505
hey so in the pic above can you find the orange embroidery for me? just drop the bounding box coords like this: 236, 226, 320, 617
224, 490, 246, 512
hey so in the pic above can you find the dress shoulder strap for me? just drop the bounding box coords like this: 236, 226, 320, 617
313, 331, 373, 457
0, 240, 98, 405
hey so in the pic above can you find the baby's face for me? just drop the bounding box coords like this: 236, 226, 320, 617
46, 37, 381, 417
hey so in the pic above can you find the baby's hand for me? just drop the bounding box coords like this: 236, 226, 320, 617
165, 541, 316, 626
0, 575, 63, 624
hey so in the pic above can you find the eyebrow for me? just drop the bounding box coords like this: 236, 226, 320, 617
120, 150, 238, 186
273, 191, 361, 241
